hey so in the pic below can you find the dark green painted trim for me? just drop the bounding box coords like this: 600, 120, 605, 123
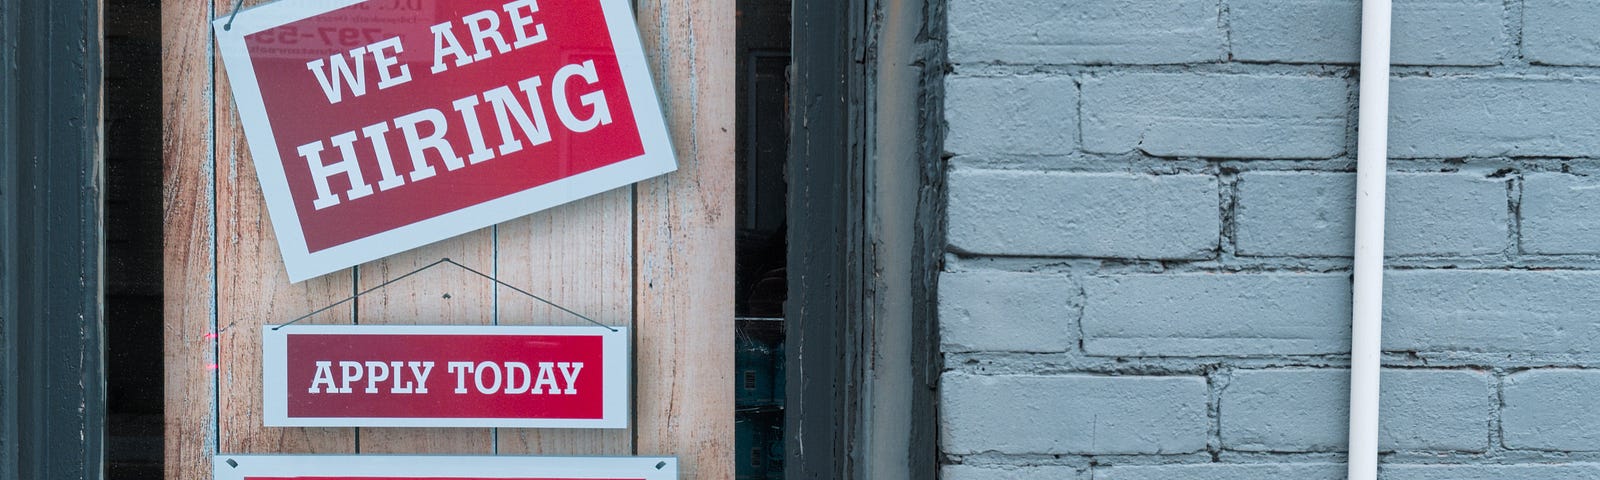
786, 0, 944, 476
787, 0, 869, 475
906, 0, 947, 475
0, 0, 106, 478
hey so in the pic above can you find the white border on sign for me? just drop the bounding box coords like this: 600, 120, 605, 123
213, 0, 677, 283
213, 454, 678, 480
263, 325, 629, 428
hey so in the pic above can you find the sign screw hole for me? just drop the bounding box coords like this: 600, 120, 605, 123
226, 459, 239, 468
655, 461, 666, 470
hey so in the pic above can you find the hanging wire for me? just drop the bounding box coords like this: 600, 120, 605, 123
274, 258, 615, 332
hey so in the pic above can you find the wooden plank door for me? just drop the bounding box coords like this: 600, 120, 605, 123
161, 0, 733, 478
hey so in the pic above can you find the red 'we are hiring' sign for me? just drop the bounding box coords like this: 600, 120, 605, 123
214, 0, 674, 282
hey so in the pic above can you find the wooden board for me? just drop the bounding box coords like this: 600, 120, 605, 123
633, 0, 737, 477
163, 0, 733, 476
160, 1, 216, 477
210, 0, 359, 457
496, 188, 635, 455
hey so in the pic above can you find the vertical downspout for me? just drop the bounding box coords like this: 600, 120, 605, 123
1349, 0, 1391, 478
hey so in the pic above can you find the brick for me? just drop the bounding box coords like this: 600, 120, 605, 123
1382, 464, 1600, 480
1391, 77, 1600, 158
1385, 174, 1510, 256
1521, 173, 1600, 254
939, 271, 1077, 353
943, 465, 1084, 480
1081, 273, 1350, 356
1525, 0, 1600, 66
945, 76, 1076, 156
948, 0, 1224, 65
1235, 171, 1357, 257
1503, 370, 1600, 451
1083, 271, 1600, 357
1231, 0, 1503, 66
1235, 172, 1508, 257
947, 170, 1219, 259
1385, 270, 1600, 354
1081, 74, 1347, 158
1097, 463, 1344, 480
1222, 369, 1490, 452
941, 373, 1209, 455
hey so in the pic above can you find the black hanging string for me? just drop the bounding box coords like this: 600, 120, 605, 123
222, 0, 245, 31
274, 257, 616, 332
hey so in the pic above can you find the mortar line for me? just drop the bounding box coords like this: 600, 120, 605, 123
1509, 173, 1524, 258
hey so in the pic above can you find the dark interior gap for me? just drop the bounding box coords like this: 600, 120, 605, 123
105, 0, 165, 478
733, 0, 791, 478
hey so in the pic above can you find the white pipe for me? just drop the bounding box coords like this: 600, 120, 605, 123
1349, 0, 1391, 478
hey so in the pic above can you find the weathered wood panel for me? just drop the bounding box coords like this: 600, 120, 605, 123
164, 0, 733, 477
634, 0, 737, 478
210, 0, 359, 458
160, 0, 216, 477
496, 189, 635, 455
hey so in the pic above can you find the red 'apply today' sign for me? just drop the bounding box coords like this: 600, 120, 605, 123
263, 325, 628, 428
214, 0, 674, 282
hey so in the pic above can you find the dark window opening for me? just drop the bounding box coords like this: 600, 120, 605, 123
105, 0, 165, 478
734, 0, 791, 479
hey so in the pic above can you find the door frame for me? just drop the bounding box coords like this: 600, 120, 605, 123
0, 0, 107, 478
786, 0, 946, 477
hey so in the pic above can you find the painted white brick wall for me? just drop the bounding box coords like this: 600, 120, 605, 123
940, 0, 1600, 476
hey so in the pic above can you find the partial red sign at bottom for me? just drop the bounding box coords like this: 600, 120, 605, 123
214, 455, 676, 480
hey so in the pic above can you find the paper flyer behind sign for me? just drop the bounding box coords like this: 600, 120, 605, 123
214, 0, 675, 282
